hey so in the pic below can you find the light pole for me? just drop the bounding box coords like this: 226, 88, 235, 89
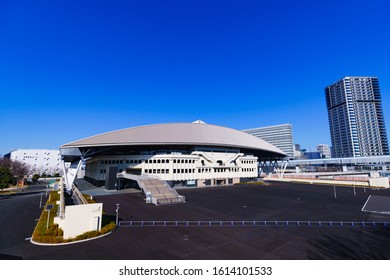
116, 203, 120, 226
46, 210, 50, 229
39, 192, 43, 208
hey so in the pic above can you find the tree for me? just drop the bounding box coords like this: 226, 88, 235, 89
0, 158, 31, 188
0, 167, 13, 189
32, 174, 40, 183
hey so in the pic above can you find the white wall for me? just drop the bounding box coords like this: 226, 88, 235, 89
63, 203, 103, 239
85, 151, 258, 183
8, 149, 62, 175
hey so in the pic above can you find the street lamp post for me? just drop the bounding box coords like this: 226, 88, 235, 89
116, 203, 120, 226
39, 192, 43, 208
46, 210, 50, 229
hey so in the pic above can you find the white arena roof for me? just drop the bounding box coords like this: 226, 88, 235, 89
61, 122, 287, 160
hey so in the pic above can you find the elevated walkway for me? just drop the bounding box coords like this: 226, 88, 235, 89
117, 172, 185, 205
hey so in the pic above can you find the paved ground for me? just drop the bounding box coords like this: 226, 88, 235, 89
1, 182, 390, 260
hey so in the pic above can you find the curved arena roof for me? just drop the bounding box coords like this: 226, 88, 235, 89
61, 122, 287, 159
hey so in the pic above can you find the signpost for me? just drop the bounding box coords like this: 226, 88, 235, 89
45, 204, 54, 229
39, 192, 43, 208
116, 203, 120, 226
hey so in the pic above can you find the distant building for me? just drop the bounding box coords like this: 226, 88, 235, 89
4, 149, 62, 175
316, 144, 331, 158
243, 124, 293, 159
304, 151, 322, 160
294, 144, 305, 159
325, 76, 389, 158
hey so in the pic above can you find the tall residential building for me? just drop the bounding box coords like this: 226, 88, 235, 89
243, 124, 293, 159
325, 76, 389, 158
316, 144, 331, 158
4, 149, 62, 175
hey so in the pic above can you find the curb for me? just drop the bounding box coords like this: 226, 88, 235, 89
30, 229, 114, 247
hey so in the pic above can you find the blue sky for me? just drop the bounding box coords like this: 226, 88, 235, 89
1, 0, 389, 155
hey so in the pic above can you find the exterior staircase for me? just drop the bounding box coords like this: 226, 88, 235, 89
117, 172, 185, 205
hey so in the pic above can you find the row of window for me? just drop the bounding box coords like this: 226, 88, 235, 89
144, 168, 256, 174
241, 160, 255, 164
100, 158, 197, 165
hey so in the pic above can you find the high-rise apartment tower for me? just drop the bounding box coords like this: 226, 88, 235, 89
325, 76, 389, 158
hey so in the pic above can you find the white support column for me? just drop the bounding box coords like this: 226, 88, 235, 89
272, 161, 287, 178
62, 160, 82, 191
280, 161, 288, 178
61, 160, 71, 190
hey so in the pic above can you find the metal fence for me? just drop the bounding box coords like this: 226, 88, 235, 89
118, 220, 389, 228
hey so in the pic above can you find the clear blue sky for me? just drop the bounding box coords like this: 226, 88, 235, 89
1, 0, 389, 155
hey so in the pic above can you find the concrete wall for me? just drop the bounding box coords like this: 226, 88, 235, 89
63, 203, 103, 239
369, 177, 390, 188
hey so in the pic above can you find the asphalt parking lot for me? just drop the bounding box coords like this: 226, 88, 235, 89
1, 182, 390, 260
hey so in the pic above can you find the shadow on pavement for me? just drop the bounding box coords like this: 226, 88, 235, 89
307, 228, 390, 259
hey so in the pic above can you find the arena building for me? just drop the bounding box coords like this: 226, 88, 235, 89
60, 121, 286, 203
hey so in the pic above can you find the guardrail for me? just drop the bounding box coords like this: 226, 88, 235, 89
118, 220, 389, 227
59, 179, 65, 218
72, 184, 88, 205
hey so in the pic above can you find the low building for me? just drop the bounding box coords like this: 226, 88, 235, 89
4, 149, 62, 176
316, 144, 331, 159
